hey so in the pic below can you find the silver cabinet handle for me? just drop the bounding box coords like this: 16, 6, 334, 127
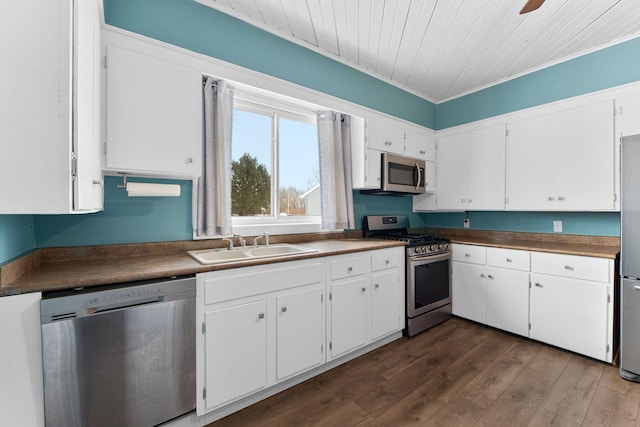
564, 265, 574, 271
361, 287, 366, 293
505, 258, 512, 262
186, 157, 193, 164
535, 283, 543, 288
374, 284, 380, 289
281, 307, 287, 313
468, 198, 473, 203
419, 150, 426, 154
487, 274, 494, 279
461, 198, 466, 203
385, 259, 390, 265
558, 196, 566, 201
258, 313, 265, 319
347, 266, 353, 273
546, 196, 555, 201
480, 273, 486, 278
465, 253, 471, 257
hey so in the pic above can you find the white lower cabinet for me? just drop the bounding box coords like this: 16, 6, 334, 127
529, 252, 613, 362
197, 259, 325, 414
196, 246, 405, 418
0, 293, 45, 427
451, 243, 614, 363
327, 248, 404, 360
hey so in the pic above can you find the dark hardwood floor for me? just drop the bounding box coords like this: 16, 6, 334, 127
207, 317, 640, 426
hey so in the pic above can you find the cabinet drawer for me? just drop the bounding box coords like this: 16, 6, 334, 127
451, 244, 486, 265
371, 249, 402, 272
487, 248, 530, 271
531, 252, 610, 283
330, 255, 367, 280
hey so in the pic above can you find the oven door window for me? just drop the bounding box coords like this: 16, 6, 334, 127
414, 259, 450, 310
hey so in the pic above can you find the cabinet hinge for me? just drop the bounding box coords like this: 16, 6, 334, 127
614, 193, 618, 202
201, 322, 206, 335
607, 294, 611, 303
321, 294, 323, 303
329, 341, 332, 350
103, 142, 107, 156
505, 196, 509, 204
329, 292, 332, 301
505, 128, 509, 137
103, 55, 108, 69
607, 344, 610, 353
528, 323, 531, 330
71, 153, 78, 179
202, 387, 206, 400
321, 344, 323, 353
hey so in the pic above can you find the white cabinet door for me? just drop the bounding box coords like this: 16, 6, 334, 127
276, 286, 324, 380
0, 293, 44, 427
618, 93, 640, 137
451, 262, 487, 324
0, 0, 102, 213
105, 45, 200, 177
486, 267, 529, 337
530, 273, 609, 361
366, 118, 405, 155
507, 100, 615, 211
203, 300, 268, 411
405, 126, 436, 160
436, 124, 505, 210
371, 269, 401, 340
329, 277, 368, 359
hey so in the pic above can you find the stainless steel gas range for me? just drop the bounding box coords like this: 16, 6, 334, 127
363, 215, 452, 337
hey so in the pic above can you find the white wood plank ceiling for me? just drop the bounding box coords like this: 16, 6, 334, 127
195, 0, 640, 103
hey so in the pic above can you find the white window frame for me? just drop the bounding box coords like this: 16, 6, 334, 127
231, 92, 322, 236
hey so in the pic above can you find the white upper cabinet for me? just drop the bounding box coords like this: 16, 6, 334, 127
507, 100, 615, 211
618, 93, 640, 137
436, 124, 506, 210
0, 0, 103, 213
104, 45, 201, 177
365, 118, 405, 155
405, 125, 436, 161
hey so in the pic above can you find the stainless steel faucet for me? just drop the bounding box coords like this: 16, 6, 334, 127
221, 237, 234, 250
253, 232, 270, 247
234, 234, 246, 247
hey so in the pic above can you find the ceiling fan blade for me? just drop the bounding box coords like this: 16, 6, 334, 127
519, 0, 545, 14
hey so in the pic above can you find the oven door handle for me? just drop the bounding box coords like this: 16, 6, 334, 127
409, 252, 451, 264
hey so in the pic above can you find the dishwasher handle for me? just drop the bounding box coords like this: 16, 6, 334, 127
86, 295, 167, 316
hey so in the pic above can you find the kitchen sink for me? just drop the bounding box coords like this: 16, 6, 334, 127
187, 243, 318, 265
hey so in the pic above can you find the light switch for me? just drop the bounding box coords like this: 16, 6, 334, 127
553, 220, 563, 233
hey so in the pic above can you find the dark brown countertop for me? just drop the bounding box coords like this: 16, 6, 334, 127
0, 236, 405, 295
426, 228, 620, 260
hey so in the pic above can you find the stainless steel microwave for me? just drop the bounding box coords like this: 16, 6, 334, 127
363, 152, 426, 195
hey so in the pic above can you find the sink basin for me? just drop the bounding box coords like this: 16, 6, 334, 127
188, 243, 318, 265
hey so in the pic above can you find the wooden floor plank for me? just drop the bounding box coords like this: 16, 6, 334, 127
206, 318, 640, 427
474, 367, 558, 427
541, 355, 605, 424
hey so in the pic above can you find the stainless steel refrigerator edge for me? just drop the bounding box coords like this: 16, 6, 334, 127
620, 134, 640, 381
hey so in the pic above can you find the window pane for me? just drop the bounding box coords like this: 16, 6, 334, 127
231, 109, 272, 216
278, 117, 319, 217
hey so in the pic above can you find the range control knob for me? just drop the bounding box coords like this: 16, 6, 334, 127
430, 244, 438, 252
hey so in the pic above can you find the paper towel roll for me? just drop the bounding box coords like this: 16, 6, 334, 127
126, 182, 181, 197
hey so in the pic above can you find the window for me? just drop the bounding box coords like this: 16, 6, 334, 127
231, 96, 320, 233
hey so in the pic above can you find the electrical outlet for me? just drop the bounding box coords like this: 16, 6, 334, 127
553, 220, 563, 233
463, 218, 470, 228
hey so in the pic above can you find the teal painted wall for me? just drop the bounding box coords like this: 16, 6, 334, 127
423, 211, 620, 237
34, 177, 192, 248
436, 37, 640, 130
353, 192, 426, 229
103, 0, 436, 129
0, 216, 36, 264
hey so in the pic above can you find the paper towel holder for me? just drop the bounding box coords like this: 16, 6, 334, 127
116, 172, 129, 189
116, 172, 181, 197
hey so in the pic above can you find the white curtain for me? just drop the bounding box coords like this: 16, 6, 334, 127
317, 111, 355, 230
197, 76, 234, 237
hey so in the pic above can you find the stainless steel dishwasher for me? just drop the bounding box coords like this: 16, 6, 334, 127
40, 276, 196, 427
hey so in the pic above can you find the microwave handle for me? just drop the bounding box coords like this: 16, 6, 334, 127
415, 163, 422, 191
